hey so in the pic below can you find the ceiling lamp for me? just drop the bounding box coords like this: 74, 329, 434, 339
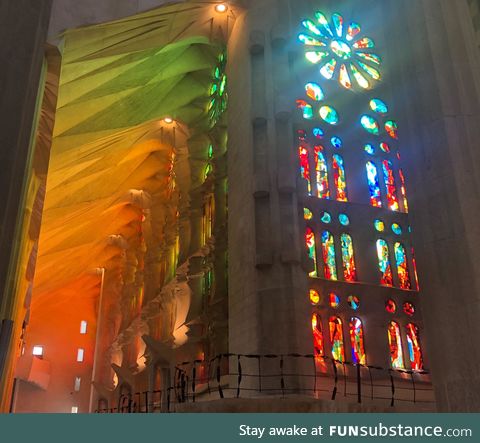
163, 117, 174, 124
215, 3, 228, 13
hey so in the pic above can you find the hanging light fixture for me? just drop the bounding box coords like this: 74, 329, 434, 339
215, 3, 228, 13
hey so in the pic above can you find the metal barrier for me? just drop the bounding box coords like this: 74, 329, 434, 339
96, 353, 434, 413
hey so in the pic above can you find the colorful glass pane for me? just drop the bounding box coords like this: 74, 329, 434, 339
208, 144, 214, 158
306, 227, 318, 277
332, 154, 348, 202
332, 13, 344, 38
329, 293, 340, 308
411, 247, 419, 290
385, 299, 396, 313
310, 289, 320, 305
350, 317, 366, 365
339, 64, 352, 89
297, 129, 307, 141
341, 233, 357, 282
312, 313, 325, 357
314, 11, 334, 37
298, 146, 311, 195
388, 321, 404, 369
298, 34, 326, 46
306, 51, 330, 64
374, 219, 385, 232
370, 99, 388, 114
314, 146, 330, 199
377, 239, 393, 286
319, 106, 339, 125
304, 208, 313, 220
382, 160, 400, 211
346, 22, 361, 41
331, 136, 342, 148
322, 231, 338, 280
403, 302, 415, 317
353, 37, 375, 49
392, 223, 402, 235
406, 323, 423, 371
380, 142, 391, 153
320, 58, 337, 79
329, 317, 345, 362
339, 213, 350, 226
366, 161, 382, 208
351, 64, 369, 89
321, 212, 332, 224
364, 144, 375, 155
358, 61, 381, 80
395, 242, 411, 290
305, 82, 324, 101
348, 295, 360, 310
302, 19, 322, 36
385, 120, 399, 139
331, 40, 352, 60
361, 115, 379, 135
357, 51, 381, 65
297, 99, 314, 119
399, 169, 409, 213
313, 127, 324, 139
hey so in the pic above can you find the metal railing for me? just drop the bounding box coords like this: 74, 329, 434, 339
96, 353, 434, 413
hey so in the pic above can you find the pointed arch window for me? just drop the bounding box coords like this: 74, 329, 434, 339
341, 233, 357, 282
312, 313, 324, 358
382, 160, 399, 211
332, 154, 348, 202
406, 323, 424, 371
376, 239, 393, 286
366, 161, 382, 207
329, 317, 345, 362
394, 242, 411, 290
299, 146, 312, 195
399, 169, 409, 213
306, 227, 318, 277
349, 317, 366, 365
388, 321, 404, 369
314, 146, 330, 199
322, 231, 337, 280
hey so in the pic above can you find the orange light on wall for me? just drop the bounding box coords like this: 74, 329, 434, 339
215, 3, 228, 13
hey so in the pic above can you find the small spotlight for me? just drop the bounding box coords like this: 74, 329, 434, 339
215, 3, 228, 13
163, 117, 174, 124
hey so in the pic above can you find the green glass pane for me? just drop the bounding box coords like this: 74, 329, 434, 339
306, 51, 329, 64
392, 223, 402, 235
320, 58, 337, 79
320, 105, 339, 125
361, 115, 379, 135
374, 219, 385, 232
370, 98, 388, 114
330, 40, 352, 60
364, 144, 375, 155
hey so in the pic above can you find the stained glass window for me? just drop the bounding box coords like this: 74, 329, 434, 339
350, 317, 366, 365
313, 127, 324, 139
399, 169, 409, 213
322, 231, 338, 280
312, 313, 325, 359
310, 289, 320, 305
304, 208, 313, 220
330, 292, 340, 308
208, 53, 227, 126
305, 82, 324, 101
385, 120, 398, 139
377, 239, 393, 286
332, 154, 348, 201
339, 214, 350, 226
306, 227, 318, 277
395, 242, 411, 290
374, 219, 385, 232
314, 146, 330, 199
370, 98, 388, 114
321, 211, 332, 224
348, 295, 360, 310
299, 146, 312, 195
392, 223, 402, 235
406, 323, 423, 371
341, 233, 357, 282
300, 12, 382, 90
411, 247, 420, 290
380, 142, 390, 153
297, 99, 314, 119
403, 302, 415, 317
382, 160, 399, 211
385, 299, 396, 313
361, 115, 379, 135
331, 136, 342, 148
388, 321, 404, 369
320, 106, 339, 125
366, 161, 382, 207
364, 144, 375, 155
329, 317, 345, 362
